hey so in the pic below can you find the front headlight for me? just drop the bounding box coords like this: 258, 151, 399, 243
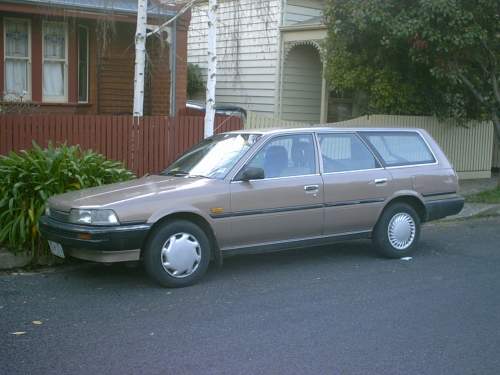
68, 209, 120, 226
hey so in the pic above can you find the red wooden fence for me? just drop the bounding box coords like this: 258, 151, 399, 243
0, 114, 243, 176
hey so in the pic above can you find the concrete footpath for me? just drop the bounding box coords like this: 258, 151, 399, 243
440, 202, 500, 221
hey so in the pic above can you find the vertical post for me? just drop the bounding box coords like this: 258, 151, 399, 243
169, 23, 177, 116
204, 0, 217, 138
133, 0, 148, 118
320, 60, 328, 124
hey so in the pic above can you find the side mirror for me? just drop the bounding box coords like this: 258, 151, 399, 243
239, 167, 265, 181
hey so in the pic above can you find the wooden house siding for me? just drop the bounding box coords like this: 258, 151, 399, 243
281, 44, 322, 122
187, 0, 281, 115
97, 23, 135, 114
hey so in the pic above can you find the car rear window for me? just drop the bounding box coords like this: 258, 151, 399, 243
360, 131, 435, 166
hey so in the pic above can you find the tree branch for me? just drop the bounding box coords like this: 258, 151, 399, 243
147, 0, 199, 37
458, 71, 500, 142
457, 71, 486, 104
481, 38, 497, 67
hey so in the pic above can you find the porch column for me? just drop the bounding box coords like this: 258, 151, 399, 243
320, 60, 328, 124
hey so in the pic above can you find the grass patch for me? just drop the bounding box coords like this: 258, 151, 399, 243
465, 186, 500, 203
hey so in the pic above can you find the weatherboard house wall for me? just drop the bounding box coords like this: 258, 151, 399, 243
187, 0, 327, 120
188, 0, 281, 116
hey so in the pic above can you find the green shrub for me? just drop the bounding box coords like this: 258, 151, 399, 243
0, 142, 134, 263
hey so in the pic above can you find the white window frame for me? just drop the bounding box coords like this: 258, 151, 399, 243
3, 17, 32, 101
77, 25, 89, 104
42, 20, 68, 103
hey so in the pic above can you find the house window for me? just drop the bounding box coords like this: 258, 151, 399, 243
42, 21, 67, 102
4, 18, 31, 100
77, 25, 89, 103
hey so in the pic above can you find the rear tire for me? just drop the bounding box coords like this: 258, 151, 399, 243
143, 220, 211, 287
373, 203, 420, 258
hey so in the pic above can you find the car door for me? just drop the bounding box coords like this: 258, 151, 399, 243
225, 133, 324, 249
318, 132, 392, 235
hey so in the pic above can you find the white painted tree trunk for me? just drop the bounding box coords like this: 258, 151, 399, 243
204, 0, 217, 138
133, 0, 148, 118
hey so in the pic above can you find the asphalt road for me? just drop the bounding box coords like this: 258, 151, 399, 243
1, 217, 500, 375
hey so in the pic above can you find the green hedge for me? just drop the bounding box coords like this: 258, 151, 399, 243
0, 142, 134, 263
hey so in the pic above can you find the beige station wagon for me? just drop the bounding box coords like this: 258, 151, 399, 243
40, 128, 464, 287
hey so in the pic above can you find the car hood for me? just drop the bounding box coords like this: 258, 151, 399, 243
48, 175, 207, 212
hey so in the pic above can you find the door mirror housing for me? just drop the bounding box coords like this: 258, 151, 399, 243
239, 167, 265, 181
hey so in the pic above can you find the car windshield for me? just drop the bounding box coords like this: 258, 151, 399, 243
162, 133, 261, 179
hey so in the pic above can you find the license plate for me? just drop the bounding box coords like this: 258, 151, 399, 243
48, 241, 65, 258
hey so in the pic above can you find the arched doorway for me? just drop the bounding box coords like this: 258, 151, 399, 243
281, 43, 322, 123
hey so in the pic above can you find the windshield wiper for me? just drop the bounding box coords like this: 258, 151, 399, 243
163, 170, 189, 176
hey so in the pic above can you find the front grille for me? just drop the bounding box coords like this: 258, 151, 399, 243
50, 209, 70, 223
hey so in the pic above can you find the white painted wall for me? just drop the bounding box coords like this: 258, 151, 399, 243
187, 0, 281, 115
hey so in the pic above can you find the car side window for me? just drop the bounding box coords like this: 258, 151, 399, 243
318, 133, 379, 173
361, 131, 436, 166
247, 134, 316, 178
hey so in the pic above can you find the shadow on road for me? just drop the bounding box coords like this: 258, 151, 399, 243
66, 238, 433, 289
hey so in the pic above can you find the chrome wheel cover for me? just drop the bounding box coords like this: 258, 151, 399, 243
160, 232, 202, 278
387, 212, 416, 250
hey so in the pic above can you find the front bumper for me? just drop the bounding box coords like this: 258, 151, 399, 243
39, 215, 151, 262
424, 195, 465, 221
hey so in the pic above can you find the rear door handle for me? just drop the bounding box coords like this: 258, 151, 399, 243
304, 184, 319, 192
374, 178, 388, 185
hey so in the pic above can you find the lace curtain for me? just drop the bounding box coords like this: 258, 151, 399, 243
5, 20, 29, 98
43, 22, 66, 98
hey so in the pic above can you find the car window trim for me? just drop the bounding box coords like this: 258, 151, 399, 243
230, 173, 320, 184
321, 167, 385, 175
230, 132, 320, 182
316, 131, 383, 174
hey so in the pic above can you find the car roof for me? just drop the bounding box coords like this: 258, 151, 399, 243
226, 126, 426, 135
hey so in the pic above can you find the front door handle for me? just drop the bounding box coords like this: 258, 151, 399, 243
374, 178, 388, 185
304, 184, 319, 192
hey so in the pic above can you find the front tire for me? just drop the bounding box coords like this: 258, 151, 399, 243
143, 220, 211, 287
373, 203, 420, 258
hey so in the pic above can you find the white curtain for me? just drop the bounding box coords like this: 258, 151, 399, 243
43, 23, 65, 98
5, 60, 28, 96
5, 20, 29, 97
43, 62, 64, 97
